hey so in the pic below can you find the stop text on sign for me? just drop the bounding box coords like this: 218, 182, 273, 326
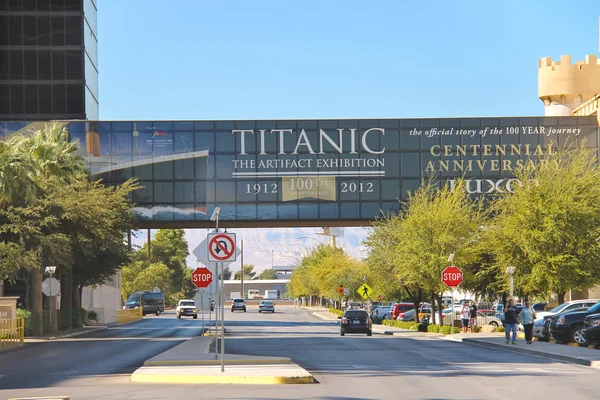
192, 267, 213, 289
193, 274, 212, 283
441, 266, 463, 287
443, 272, 462, 281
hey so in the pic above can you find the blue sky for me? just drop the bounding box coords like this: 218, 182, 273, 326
100, 1, 600, 271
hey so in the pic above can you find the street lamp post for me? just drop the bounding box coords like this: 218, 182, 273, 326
45, 266, 57, 333
506, 266, 516, 298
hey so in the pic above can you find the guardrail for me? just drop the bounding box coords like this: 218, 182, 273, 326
117, 308, 143, 325
0, 318, 24, 351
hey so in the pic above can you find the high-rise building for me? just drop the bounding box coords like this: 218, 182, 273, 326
0, 0, 98, 121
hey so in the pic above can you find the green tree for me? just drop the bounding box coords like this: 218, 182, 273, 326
234, 264, 256, 280
491, 143, 600, 304
121, 261, 172, 301
148, 229, 189, 293
369, 180, 486, 324
259, 269, 278, 280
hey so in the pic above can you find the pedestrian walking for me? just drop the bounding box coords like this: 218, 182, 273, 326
460, 301, 470, 333
520, 299, 536, 344
469, 300, 478, 333
504, 299, 520, 345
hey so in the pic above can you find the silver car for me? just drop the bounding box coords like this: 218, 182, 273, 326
258, 300, 275, 313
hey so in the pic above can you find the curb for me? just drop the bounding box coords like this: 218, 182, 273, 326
462, 338, 600, 368
25, 326, 108, 341
131, 373, 316, 385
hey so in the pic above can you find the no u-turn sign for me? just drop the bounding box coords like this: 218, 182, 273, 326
207, 233, 237, 262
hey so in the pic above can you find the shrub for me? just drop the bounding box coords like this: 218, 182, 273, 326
495, 326, 505, 332
410, 323, 419, 330
371, 316, 383, 325
439, 326, 461, 335
473, 326, 482, 333
17, 309, 37, 337
329, 307, 344, 317
427, 324, 441, 333
88, 310, 98, 321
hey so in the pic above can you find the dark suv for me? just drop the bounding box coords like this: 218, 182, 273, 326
583, 313, 600, 346
549, 301, 600, 346
231, 298, 247, 312
339, 309, 372, 336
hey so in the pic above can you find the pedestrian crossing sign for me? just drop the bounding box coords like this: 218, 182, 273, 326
357, 283, 372, 299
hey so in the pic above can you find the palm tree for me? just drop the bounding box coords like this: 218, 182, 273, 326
0, 137, 37, 207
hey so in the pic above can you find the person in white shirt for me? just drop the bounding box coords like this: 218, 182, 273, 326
460, 301, 470, 333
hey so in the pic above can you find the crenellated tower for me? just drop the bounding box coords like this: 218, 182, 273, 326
538, 54, 600, 117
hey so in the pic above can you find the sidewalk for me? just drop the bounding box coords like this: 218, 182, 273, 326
457, 334, 600, 368
25, 326, 108, 343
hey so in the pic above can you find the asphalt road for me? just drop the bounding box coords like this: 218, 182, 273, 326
1, 306, 600, 400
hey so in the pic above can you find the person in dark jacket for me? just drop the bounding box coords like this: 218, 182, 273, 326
504, 299, 520, 345
469, 301, 478, 333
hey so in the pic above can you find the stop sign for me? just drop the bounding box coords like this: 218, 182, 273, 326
192, 267, 213, 288
442, 266, 463, 287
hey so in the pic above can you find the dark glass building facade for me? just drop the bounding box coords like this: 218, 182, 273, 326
0, 0, 98, 120
0, 117, 597, 228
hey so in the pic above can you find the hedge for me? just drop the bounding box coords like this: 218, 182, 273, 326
496, 326, 505, 332
440, 326, 461, 335
16, 308, 89, 337
329, 307, 344, 317
427, 324, 441, 333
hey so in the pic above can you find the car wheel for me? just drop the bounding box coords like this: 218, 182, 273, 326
156, 310, 161, 316
340, 331, 345, 336
258, 310, 261, 313
176, 314, 181, 319
367, 330, 372, 336
244, 308, 246, 312
490, 321, 498, 327
572, 326, 589, 346
193, 315, 197, 319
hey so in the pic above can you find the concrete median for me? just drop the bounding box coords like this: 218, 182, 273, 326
132, 335, 315, 384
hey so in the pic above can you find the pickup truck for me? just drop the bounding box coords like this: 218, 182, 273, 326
176, 299, 198, 319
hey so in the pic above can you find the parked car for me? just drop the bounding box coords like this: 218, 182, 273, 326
176, 299, 198, 319
390, 303, 413, 320
534, 300, 599, 340
231, 298, 247, 312
583, 313, 600, 346
549, 301, 600, 346
339, 309, 372, 336
537, 299, 599, 320
371, 306, 391, 320
258, 300, 275, 313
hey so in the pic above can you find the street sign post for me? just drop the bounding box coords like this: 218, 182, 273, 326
192, 267, 213, 289
357, 283, 372, 300
442, 265, 463, 335
208, 233, 237, 262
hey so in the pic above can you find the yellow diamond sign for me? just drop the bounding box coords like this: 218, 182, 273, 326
357, 283, 373, 300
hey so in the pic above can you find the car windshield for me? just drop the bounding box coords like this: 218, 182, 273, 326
125, 294, 140, 304
180, 301, 195, 307
261, 301, 273, 305
234, 299, 244, 303
345, 311, 368, 318
587, 302, 600, 313
548, 303, 571, 313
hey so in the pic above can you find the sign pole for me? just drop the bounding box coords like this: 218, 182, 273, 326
201, 291, 204, 336
49, 269, 53, 332
451, 289, 454, 337
220, 261, 225, 372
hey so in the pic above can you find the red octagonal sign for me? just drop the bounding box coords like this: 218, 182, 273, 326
192, 267, 213, 288
442, 266, 463, 287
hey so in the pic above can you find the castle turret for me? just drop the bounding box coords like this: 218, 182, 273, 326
538, 54, 600, 116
